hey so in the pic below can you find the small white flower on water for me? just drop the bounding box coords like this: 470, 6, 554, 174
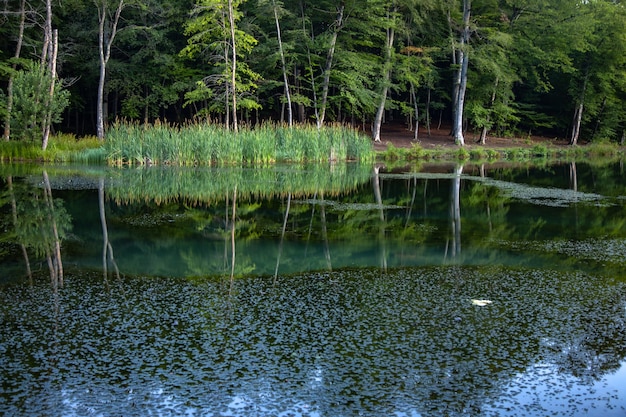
471, 299, 493, 306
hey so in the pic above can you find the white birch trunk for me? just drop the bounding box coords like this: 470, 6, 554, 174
373, 10, 395, 143
96, 0, 124, 140
453, 0, 471, 146
227, 0, 238, 132
318, 5, 344, 129
570, 70, 589, 145
42, 29, 58, 150
273, 1, 292, 126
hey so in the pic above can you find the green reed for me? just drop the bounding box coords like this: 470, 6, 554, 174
104, 121, 375, 166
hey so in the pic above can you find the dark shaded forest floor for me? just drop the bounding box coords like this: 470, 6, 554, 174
374, 122, 571, 152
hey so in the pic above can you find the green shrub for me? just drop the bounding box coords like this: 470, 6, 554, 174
456, 147, 470, 160
382, 143, 403, 161
531, 144, 549, 157
407, 143, 425, 160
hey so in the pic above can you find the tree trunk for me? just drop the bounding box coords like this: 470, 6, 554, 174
570, 102, 584, 145
452, 0, 470, 146
372, 8, 396, 143
3, 0, 27, 142
448, 8, 459, 134
319, 190, 332, 271
42, 29, 58, 151
99, 178, 120, 282
318, 4, 344, 129
227, 0, 238, 132
569, 161, 578, 192
411, 84, 419, 141
96, 0, 125, 140
570, 69, 589, 146
426, 85, 431, 137
224, 32, 231, 129
273, 1, 292, 127
41, 0, 53, 65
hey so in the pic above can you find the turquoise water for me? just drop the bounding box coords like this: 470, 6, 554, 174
1, 161, 625, 416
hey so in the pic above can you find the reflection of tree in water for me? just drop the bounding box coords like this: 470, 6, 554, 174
4, 176, 33, 283
546, 291, 626, 382
1, 172, 71, 287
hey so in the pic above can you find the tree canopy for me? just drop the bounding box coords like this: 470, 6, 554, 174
1, 0, 624, 144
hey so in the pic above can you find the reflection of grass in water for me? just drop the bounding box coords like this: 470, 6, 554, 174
106, 164, 374, 205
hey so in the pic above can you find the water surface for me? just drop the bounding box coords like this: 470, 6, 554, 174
1, 161, 625, 416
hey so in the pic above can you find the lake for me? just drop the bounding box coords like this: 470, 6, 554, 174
1, 161, 625, 416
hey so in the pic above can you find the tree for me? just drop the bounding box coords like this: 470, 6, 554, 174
465, 4, 519, 144
372, 2, 397, 142
567, 0, 626, 145
9, 62, 70, 144
270, 0, 293, 126
95, 0, 126, 139
451, 0, 471, 146
182, 0, 260, 130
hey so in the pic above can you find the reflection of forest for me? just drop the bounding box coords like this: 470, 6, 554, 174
2, 161, 626, 280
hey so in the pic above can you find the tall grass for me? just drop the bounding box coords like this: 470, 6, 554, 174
104, 121, 375, 166
0, 133, 104, 163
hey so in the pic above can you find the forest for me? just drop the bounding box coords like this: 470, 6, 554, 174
1, 0, 625, 147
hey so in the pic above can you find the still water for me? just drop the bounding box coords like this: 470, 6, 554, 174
1, 161, 625, 416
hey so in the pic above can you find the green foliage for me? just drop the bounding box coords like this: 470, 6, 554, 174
381, 143, 403, 161
456, 147, 470, 161
530, 144, 549, 158
181, 0, 261, 119
407, 143, 425, 160
505, 147, 529, 161
1, 0, 624, 146
8, 61, 70, 142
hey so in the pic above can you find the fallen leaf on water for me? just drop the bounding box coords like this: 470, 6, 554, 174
471, 299, 493, 306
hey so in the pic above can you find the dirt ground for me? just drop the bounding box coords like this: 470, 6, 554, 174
373, 122, 570, 151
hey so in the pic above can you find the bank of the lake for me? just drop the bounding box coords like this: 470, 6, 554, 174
0, 123, 624, 165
